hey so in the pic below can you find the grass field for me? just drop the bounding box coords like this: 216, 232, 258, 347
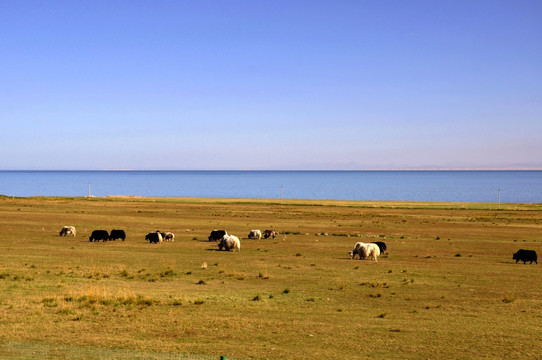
0, 196, 541, 359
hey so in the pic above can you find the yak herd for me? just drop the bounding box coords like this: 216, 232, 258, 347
58, 226, 273, 253
58, 225, 538, 263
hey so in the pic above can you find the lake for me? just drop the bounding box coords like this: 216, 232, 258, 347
0, 170, 541, 203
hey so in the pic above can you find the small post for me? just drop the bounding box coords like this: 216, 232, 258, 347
498, 188, 501, 210
88, 182, 91, 198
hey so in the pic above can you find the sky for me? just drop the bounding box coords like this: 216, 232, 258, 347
1, 1, 541, 170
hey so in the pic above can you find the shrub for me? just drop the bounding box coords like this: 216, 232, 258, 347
119, 269, 130, 277
42, 297, 58, 308
361, 281, 389, 288
284, 231, 304, 235
135, 296, 154, 306
160, 267, 176, 278
99, 298, 115, 306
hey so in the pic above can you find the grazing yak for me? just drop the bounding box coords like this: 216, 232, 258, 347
89, 230, 109, 242
513, 249, 538, 264
109, 229, 126, 241
263, 229, 277, 239
208, 230, 227, 242
145, 231, 163, 244
161, 231, 175, 242
349, 242, 367, 260
248, 229, 262, 239
59, 226, 76, 237
363, 243, 381, 261
218, 234, 241, 252
349, 242, 381, 262
372, 241, 387, 253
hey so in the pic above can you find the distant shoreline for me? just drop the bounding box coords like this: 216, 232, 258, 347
4, 195, 541, 211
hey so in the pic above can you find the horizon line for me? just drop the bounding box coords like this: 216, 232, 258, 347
1, 168, 542, 172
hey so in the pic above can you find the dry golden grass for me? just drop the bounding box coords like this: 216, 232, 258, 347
0, 196, 541, 359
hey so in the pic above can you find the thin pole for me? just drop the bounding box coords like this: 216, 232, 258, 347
88, 182, 91, 197
498, 188, 501, 210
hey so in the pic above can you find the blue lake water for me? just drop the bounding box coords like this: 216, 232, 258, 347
0, 170, 541, 203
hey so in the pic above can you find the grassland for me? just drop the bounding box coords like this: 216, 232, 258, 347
0, 196, 541, 359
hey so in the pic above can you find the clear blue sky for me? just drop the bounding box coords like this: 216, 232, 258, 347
1, 1, 541, 170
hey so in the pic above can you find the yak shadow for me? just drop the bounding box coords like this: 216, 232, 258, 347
206, 248, 237, 252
